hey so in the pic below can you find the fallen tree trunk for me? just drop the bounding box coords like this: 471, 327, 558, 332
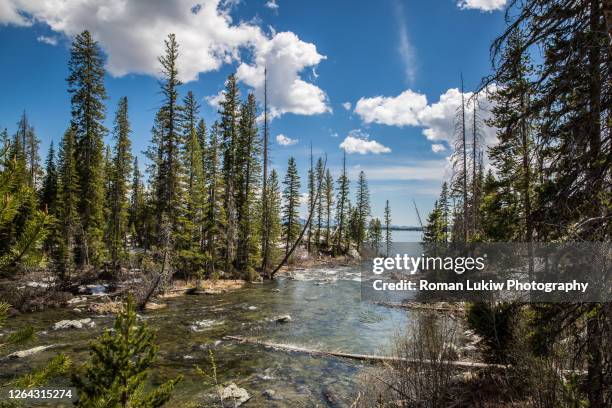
375, 301, 465, 314
224, 335, 505, 369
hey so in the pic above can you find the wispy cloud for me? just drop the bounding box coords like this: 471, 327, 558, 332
265, 0, 279, 11
36, 35, 57, 46
393, 1, 417, 84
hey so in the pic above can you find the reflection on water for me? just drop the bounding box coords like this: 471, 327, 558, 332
1, 267, 414, 406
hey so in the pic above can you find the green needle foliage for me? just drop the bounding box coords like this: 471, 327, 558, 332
73, 295, 182, 408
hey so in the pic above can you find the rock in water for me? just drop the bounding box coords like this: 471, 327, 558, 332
218, 383, 250, 406
274, 314, 292, 323
52, 318, 95, 330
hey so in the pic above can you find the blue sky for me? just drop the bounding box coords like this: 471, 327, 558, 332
0, 0, 508, 225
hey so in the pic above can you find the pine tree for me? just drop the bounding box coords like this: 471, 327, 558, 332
335, 151, 350, 254
67, 30, 108, 267
39, 142, 58, 213
367, 218, 382, 255
128, 157, 144, 248
0, 140, 50, 276
73, 295, 181, 407
235, 94, 261, 277
282, 157, 301, 256
324, 169, 334, 248
423, 201, 445, 243
52, 128, 80, 280
219, 74, 240, 272
181, 91, 200, 143
355, 170, 370, 253
384, 200, 392, 256
196, 118, 207, 164
203, 121, 226, 277
313, 157, 325, 251
439, 182, 450, 242
488, 28, 535, 242
16, 111, 42, 188
155, 33, 184, 243
262, 169, 282, 277
306, 144, 315, 253
107, 97, 133, 273
176, 126, 207, 279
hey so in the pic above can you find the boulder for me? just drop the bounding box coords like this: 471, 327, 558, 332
53, 318, 95, 330
273, 314, 291, 323
218, 383, 250, 406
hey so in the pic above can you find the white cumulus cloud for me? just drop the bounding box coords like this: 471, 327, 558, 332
236, 31, 330, 119
0, 0, 329, 119
276, 133, 298, 146
457, 0, 507, 12
354, 90, 427, 127
342, 102, 351, 111
354, 86, 498, 147
339, 130, 391, 155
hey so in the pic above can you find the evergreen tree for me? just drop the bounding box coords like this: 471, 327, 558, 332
39, 142, 58, 213
438, 182, 449, 242
488, 28, 535, 242
367, 218, 382, 254
196, 119, 207, 163
423, 201, 445, 243
313, 157, 325, 251
155, 33, 184, 243
73, 296, 181, 408
262, 169, 282, 277
0, 140, 49, 276
235, 94, 261, 277
204, 121, 226, 277
306, 145, 315, 252
107, 97, 133, 273
384, 200, 392, 256
181, 91, 200, 143
335, 151, 350, 254
67, 30, 108, 267
219, 74, 240, 272
282, 157, 301, 256
128, 157, 144, 248
355, 170, 370, 252
16, 111, 42, 188
176, 126, 207, 279
52, 128, 80, 280
323, 169, 334, 248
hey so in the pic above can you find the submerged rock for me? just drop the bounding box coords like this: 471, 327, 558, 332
263, 389, 283, 401
144, 302, 167, 310
218, 383, 250, 406
67, 296, 88, 305
52, 318, 95, 330
273, 314, 292, 323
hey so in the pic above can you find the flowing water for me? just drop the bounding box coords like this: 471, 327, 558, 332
1, 266, 422, 407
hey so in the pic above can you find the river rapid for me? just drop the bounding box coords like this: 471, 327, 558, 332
1, 266, 424, 407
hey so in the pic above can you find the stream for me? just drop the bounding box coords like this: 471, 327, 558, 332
1, 265, 426, 407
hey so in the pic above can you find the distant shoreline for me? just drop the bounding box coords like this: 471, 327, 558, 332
390, 226, 423, 231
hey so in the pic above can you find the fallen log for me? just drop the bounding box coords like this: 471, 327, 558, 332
375, 301, 465, 314
224, 335, 505, 369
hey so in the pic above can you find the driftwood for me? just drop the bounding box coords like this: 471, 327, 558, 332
224, 335, 506, 369
375, 301, 466, 314
268, 156, 327, 279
